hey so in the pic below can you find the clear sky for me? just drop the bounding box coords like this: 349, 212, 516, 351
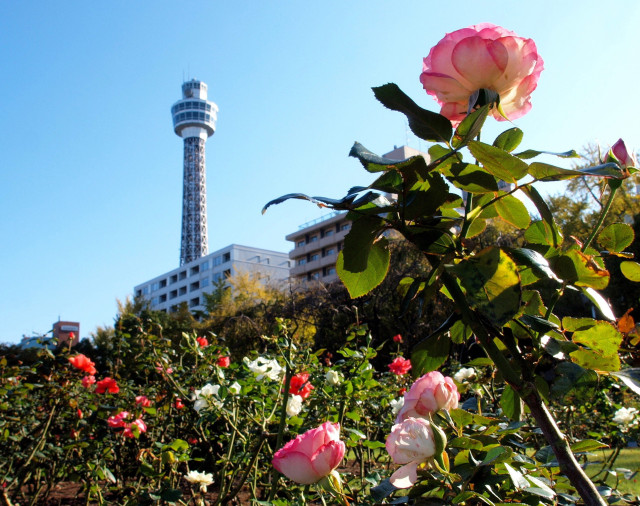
1, 1, 639, 343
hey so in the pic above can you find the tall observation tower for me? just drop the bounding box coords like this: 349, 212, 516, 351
171, 79, 219, 265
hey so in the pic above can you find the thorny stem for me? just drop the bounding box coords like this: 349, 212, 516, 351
439, 271, 606, 506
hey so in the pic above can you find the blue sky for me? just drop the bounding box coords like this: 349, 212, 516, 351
1, 1, 639, 343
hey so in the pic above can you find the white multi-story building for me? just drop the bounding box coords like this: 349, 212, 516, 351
134, 244, 291, 313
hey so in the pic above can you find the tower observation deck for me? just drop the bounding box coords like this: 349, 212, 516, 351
171, 79, 219, 265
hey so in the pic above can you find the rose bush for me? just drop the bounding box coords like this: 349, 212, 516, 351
420, 22, 543, 125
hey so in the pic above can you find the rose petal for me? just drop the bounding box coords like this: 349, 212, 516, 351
389, 461, 419, 489
273, 451, 320, 484
452, 37, 507, 89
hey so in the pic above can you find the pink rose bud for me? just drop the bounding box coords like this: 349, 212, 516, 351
385, 417, 437, 488
272, 422, 345, 484
420, 23, 543, 126
609, 139, 637, 168
395, 371, 459, 423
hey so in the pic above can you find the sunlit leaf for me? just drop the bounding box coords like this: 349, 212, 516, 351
445, 163, 499, 193
452, 105, 489, 149
515, 148, 579, 159
494, 195, 530, 229
520, 187, 562, 248
581, 287, 615, 321
552, 250, 610, 290
620, 261, 640, 282
500, 385, 522, 421
447, 247, 521, 326
493, 128, 523, 153
611, 368, 640, 396
337, 239, 390, 298
468, 141, 529, 183
569, 321, 623, 372
598, 223, 634, 252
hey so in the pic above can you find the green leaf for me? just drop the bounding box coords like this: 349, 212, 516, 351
404, 171, 450, 219
611, 368, 640, 396
337, 239, 390, 298
520, 186, 562, 248
466, 217, 487, 238
341, 215, 384, 272
570, 321, 623, 372
500, 385, 522, 420
519, 314, 558, 333
160, 489, 183, 503
493, 128, 523, 153
449, 437, 483, 450
494, 195, 530, 229
552, 250, 609, 289
598, 223, 634, 252
450, 319, 473, 344
372, 83, 452, 143
411, 315, 454, 377
509, 248, 561, 282
620, 261, 640, 282
515, 148, 579, 159
349, 141, 429, 175
581, 287, 615, 321
468, 141, 529, 183
447, 247, 521, 326
570, 439, 607, 453
504, 462, 529, 490
445, 163, 499, 193
452, 105, 489, 149
551, 362, 598, 398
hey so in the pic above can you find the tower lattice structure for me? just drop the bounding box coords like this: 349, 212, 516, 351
171, 79, 218, 265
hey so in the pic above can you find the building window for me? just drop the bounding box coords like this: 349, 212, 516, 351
170, 274, 178, 284
310, 254, 319, 262
213, 256, 222, 266
190, 265, 199, 276
324, 248, 335, 256
179, 286, 187, 296
135, 289, 142, 297
223, 252, 231, 262
160, 279, 167, 288
298, 258, 306, 266
201, 277, 209, 288
201, 261, 209, 271
151, 296, 160, 305
309, 235, 318, 243
223, 269, 231, 278
179, 271, 187, 280
142, 286, 150, 295
212, 272, 223, 282
326, 267, 336, 276
169, 290, 178, 300
159, 294, 167, 303
190, 281, 199, 292
190, 297, 199, 308
341, 223, 351, 231
308, 272, 320, 281
297, 240, 305, 247
325, 229, 334, 237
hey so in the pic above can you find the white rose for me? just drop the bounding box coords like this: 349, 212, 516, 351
244, 357, 284, 381
286, 395, 303, 417
613, 407, 639, 432
229, 381, 241, 395
453, 367, 475, 383
325, 370, 342, 386
390, 397, 405, 416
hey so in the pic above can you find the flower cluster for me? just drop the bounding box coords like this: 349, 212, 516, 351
107, 411, 147, 439
613, 407, 639, 432
244, 356, 284, 381
385, 371, 459, 488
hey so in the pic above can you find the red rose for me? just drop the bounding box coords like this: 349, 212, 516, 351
196, 336, 209, 347
216, 356, 230, 368
393, 334, 403, 343
68, 354, 97, 375
289, 373, 314, 400
95, 377, 119, 394
388, 357, 412, 376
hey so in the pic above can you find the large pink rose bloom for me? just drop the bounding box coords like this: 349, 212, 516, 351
395, 371, 459, 423
386, 417, 436, 488
420, 23, 543, 125
272, 422, 345, 484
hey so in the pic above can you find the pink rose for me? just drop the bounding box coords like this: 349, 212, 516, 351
135, 395, 152, 407
386, 417, 436, 488
81, 375, 96, 388
395, 371, 459, 423
272, 422, 345, 484
388, 357, 412, 376
123, 418, 147, 439
420, 23, 543, 126
107, 411, 130, 428
608, 139, 637, 169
